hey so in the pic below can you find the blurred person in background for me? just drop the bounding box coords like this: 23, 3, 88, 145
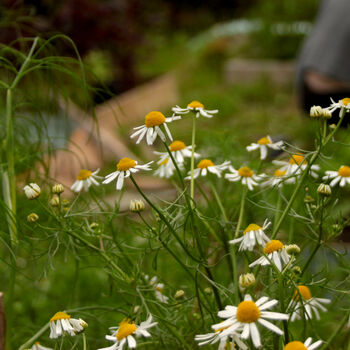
296, 0, 350, 124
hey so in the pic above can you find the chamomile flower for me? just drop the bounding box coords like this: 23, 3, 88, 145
195, 322, 248, 350
213, 294, 289, 348
130, 111, 180, 145
262, 169, 288, 188
149, 276, 169, 304
322, 165, 350, 187
325, 97, 350, 114
29, 342, 53, 350
225, 166, 265, 191
70, 169, 102, 192
229, 220, 271, 251
249, 240, 291, 272
103, 158, 153, 190
49, 311, 87, 338
172, 100, 218, 118
154, 158, 176, 178
273, 154, 319, 183
288, 285, 331, 322
154, 140, 200, 164
284, 338, 322, 350
184, 159, 230, 179
246, 136, 284, 160
98, 315, 157, 350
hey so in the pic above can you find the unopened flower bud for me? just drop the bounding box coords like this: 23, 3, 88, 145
310, 105, 324, 118
204, 287, 212, 294
62, 199, 70, 206
130, 199, 145, 212
174, 290, 185, 299
27, 213, 39, 223
52, 183, 64, 194
317, 183, 331, 196
285, 244, 301, 255
292, 266, 302, 275
239, 273, 256, 290
133, 305, 140, 314
329, 124, 337, 129
304, 195, 314, 203
23, 183, 41, 199
50, 195, 60, 207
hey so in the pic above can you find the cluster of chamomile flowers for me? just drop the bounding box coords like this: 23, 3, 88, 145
21, 98, 348, 350
22, 99, 349, 197
24, 311, 158, 350
194, 218, 331, 349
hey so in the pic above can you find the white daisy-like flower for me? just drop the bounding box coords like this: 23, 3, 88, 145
172, 100, 218, 118
229, 220, 271, 251
98, 315, 157, 350
325, 97, 350, 114
288, 285, 331, 322
103, 158, 153, 190
49, 311, 87, 338
149, 276, 169, 304
154, 158, 176, 179
272, 154, 319, 183
246, 136, 284, 160
130, 111, 180, 145
262, 168, 288, 188
154, 140, 200, 164
195, 321, 248, 350
70, 169, 102, 192
29, 342, 53, 350
23, 183, 41, 199
284, 338, 323, 350
225, 166, 265, 191
322, 165, 350, 187
212, 294, 289, 348
249, 240, 291, 272
184, 159, 231, 180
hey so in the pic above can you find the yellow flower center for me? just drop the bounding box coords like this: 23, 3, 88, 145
116, 319, 137, 340
236, 301, 261, 323
257, 136, 271, 145
238, 166, 254, 177
341, 97, 350, 106
274, 169, 287, 177
117, 157, 137, 171
160, 158, 169, 165
144, 111, 166, 127
50, 311, 71, 322
155, 286, 163, 292
284, 341, 307, 350
293, 285, 312, 301
169, 140, 186, 151
35, 342, 40, 345
289, 154, 305, 165
188, 100, 204, 109
76, 169, 92, 180
243, 223, 262, 235
263, 240, 284, 254
197, 159, 214, 169
338, 165, 350, 177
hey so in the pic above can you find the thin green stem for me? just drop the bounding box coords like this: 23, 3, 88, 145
271, 109, 346, 239
278, 274, 289, 343
18, 323, 50, 350
82, 333, 87, 350
319, 311, 349, 350
209, 181, 228, 223
234, 186, 247, 239
190, 116, 196, 206
129, 175, 200, 262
